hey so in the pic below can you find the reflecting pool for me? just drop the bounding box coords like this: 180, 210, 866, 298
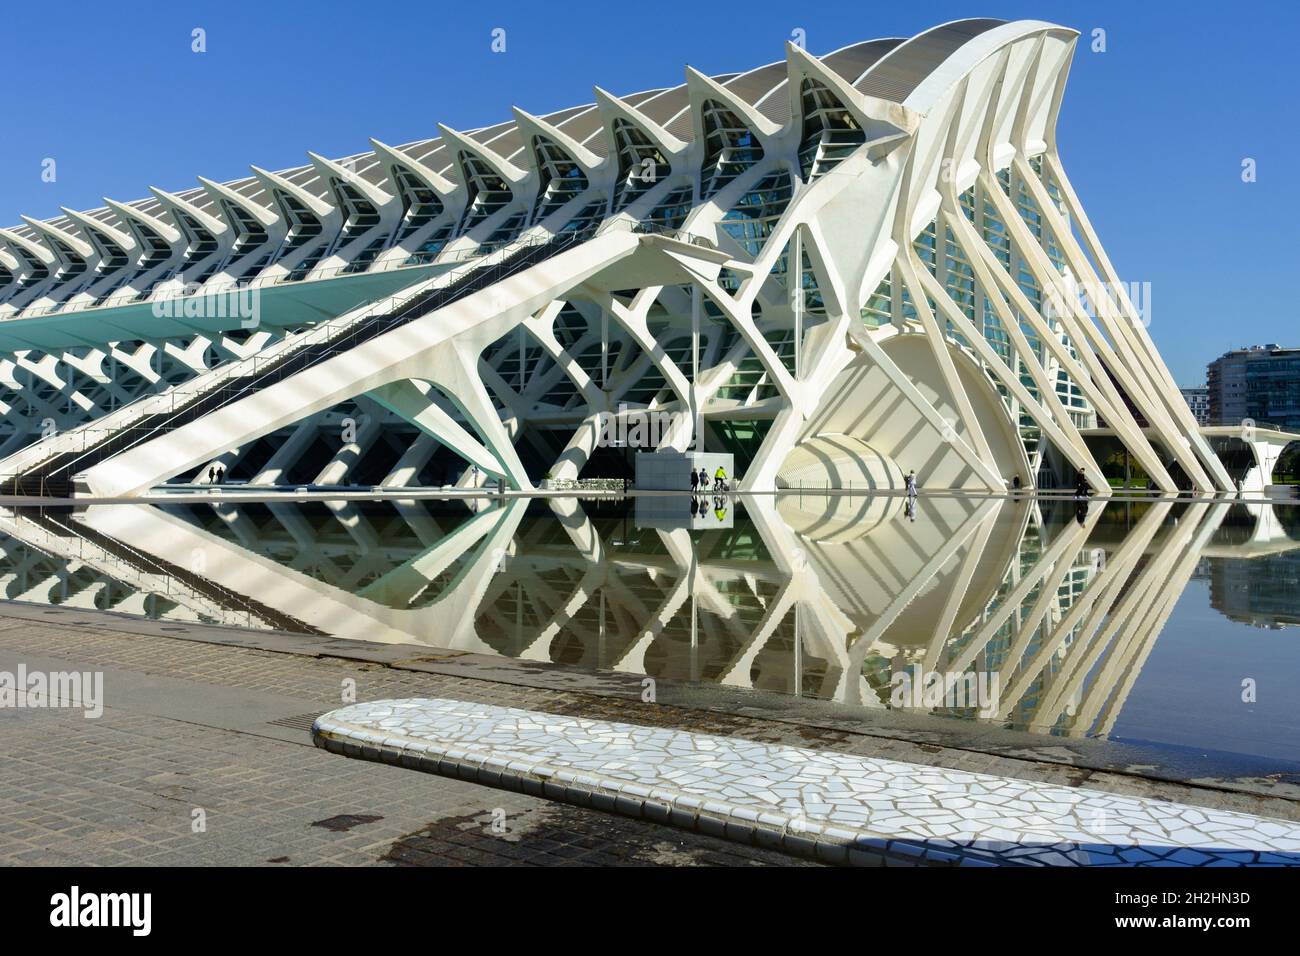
3, 493, 1299, 772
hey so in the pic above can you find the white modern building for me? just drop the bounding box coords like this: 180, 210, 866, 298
0, 18, 1281, 498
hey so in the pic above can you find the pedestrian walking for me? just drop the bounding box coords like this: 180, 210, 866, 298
207, 466, 216, 484
905, 469, 917, 498
690, 468, 699, 494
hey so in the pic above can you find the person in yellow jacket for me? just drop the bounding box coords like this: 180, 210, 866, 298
713, 465, 727, 493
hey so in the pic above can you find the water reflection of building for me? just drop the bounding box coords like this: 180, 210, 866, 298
1209, 554, 1300, 630
1, 495, 1297, 740
1199, 502, 1300, 629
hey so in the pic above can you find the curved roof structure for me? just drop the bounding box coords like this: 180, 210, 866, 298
2, 19, 1020, 245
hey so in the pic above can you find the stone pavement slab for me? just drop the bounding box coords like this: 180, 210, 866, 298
0, 629, 813, 866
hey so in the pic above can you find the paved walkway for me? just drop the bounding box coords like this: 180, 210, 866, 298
316, 698, 1300, 867
4, 602, 1300, 866
0, 615, 807, 866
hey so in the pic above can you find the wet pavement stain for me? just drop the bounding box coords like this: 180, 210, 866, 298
381, 805, 818, 867
311, 813, 384, 832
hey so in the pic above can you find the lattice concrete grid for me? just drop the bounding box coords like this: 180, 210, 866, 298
2, 19, 1267, 499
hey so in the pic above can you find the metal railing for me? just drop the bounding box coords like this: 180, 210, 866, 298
1, 506, 303, 630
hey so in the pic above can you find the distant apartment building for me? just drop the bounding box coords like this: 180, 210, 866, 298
1179, 386, 1210, 426
1209, 553, 1300, 630
1207, 345, 1300, 428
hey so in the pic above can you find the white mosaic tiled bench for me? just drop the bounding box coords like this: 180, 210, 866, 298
312, 698, 1300, 867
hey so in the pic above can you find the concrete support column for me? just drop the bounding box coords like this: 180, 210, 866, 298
380, 432, 440, 489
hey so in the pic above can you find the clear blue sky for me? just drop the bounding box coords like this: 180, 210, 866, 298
2, 0, 1295, 384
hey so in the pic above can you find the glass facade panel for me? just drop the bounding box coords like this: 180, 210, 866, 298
797, 79, 865, 182
700, 100, 763, 200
